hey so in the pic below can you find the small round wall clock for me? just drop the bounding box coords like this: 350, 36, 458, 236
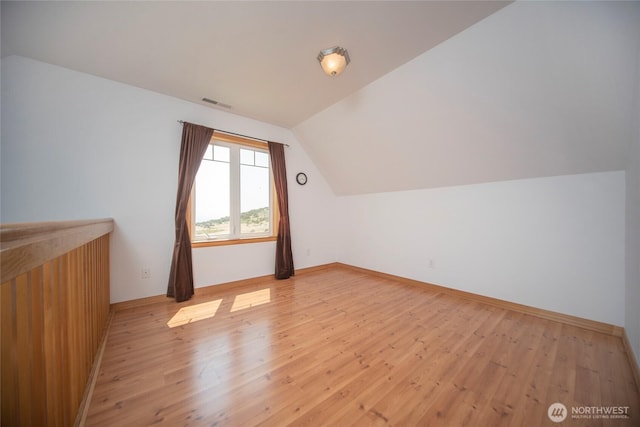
296, 172, 308, 185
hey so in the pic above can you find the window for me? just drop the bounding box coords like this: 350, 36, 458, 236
189, 133, 277, 245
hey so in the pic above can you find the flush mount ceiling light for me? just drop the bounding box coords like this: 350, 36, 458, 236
317, 46, 350, 77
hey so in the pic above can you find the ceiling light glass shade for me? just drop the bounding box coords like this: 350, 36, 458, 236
317, 46, 350, 76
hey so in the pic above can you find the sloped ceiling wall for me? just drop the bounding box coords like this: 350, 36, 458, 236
293, 1, 640, 196
0, 1, 510, 128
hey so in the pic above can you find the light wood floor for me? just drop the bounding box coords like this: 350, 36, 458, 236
86, 265, 639, 426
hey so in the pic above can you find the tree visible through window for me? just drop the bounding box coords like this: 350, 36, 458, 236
191, 135, 273, 242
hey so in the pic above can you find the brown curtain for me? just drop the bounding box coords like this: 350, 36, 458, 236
268, 141, 295, 279
167, 122, 214, 302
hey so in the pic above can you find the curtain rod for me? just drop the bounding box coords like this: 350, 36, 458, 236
177, 120, 289, 147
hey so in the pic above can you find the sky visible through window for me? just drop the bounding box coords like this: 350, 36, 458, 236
194, 145, 269, 224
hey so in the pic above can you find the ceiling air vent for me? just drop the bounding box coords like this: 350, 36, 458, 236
202, 97, 232, 109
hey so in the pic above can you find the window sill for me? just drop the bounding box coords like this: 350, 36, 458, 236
192, 236, 277, 248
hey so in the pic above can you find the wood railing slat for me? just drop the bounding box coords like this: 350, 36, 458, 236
1, 219, 113, 426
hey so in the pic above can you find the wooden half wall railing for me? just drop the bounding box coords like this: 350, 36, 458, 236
1, 218, 114, 426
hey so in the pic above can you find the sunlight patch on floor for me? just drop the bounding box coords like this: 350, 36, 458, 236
167, 299, 223, 328
231, 288, 271, 312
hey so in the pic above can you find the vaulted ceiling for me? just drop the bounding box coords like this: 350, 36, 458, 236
1, 0, 508, 128
2, 1, 639, 196
294, 1, 640, 194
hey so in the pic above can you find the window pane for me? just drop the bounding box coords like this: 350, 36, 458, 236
194, 159, 230, 240
255, 151, 269, 168
240, 149, 254, 166
203, 145, 213, 161
213, 145, 230, 162
240, 162, 270, 234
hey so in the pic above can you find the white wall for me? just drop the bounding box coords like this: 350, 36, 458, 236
625, 46, 640, 365
337, 171, 626, 326
1, 55, 337, 303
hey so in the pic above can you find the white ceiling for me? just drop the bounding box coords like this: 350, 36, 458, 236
1, 1, 509, 128
295, 1, 640, 195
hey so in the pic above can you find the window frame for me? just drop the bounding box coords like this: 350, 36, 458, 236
188, 131, 279, 247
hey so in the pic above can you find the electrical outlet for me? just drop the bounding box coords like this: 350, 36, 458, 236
141, 268, 151, 279
429, 259, 435, 269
